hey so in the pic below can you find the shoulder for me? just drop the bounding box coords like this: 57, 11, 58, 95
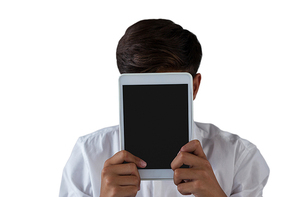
194, 121, 263, 170
194, 122, 269, 194
75, 125, 120, 155
61, 126, 120, 196
195, 121, 256, 152
78, 125, 119, 143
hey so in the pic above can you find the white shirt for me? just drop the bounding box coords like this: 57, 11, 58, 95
59, 122, 269, 197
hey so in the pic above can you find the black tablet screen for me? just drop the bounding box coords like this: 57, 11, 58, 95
123, 84, 188, 169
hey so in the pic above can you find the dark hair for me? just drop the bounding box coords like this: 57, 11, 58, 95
116, 19, 202, 77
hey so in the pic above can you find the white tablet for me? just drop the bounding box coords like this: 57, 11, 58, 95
119, 73, 193, 180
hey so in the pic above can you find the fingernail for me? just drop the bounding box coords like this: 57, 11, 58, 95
140, 160, 147, 168
180, 146, 185, 151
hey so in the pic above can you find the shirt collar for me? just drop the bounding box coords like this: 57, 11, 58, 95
191, 122, 203, 148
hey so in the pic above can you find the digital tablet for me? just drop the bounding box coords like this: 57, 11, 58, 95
119, 73, 193, 180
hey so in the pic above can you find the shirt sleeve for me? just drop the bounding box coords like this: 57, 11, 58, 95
59, 138, 93, 197
230, 145, 270, 197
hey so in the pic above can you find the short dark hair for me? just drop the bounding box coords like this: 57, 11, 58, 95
116, 19, 202, 77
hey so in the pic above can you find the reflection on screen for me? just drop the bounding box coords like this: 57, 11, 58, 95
123, 84, 188, 169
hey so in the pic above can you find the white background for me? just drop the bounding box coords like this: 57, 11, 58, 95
0, 0, 295, 196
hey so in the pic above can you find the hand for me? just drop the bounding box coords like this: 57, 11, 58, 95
100, 150, 147, 197
171, 140, 227, 197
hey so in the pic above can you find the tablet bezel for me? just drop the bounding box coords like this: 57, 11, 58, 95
119, 72, 193, 180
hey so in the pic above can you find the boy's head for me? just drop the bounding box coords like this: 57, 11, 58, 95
116, 19, 202, 78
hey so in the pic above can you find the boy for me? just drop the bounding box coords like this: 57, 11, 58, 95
59, 19, 269, 197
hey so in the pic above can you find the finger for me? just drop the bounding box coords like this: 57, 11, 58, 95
177, 181, 202, 196
115, 186, 139, 197
105, 150, 147, 168
173, 168, 204, 185
114, 175, 140, 187
107, 163, 140, 177
103, 171, 140, 187
171, 151, 203, 170
102, 165, 141, 191
180, 140, 207, 159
